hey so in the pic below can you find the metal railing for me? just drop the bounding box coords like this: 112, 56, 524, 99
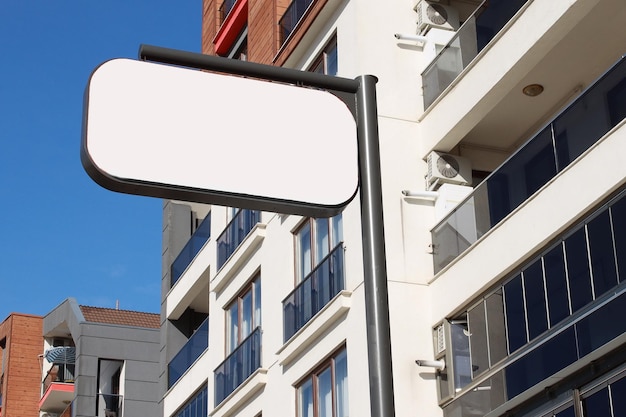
422, 0, 529, 109
214, 327, 261, 405
431, 56, 626, 273
42, 363, 75, 394
283, 244, 345, 341
97, 393, 123, 417
217, 209, 261, 269
279, 0, 314, 46
171, 213, 211, 287
168, 317, 209, 388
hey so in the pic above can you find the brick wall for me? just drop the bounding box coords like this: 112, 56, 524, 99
0, 314, 43, 417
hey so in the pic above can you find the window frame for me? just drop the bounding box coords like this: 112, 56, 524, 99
296, 346, 348, 417
307, 34, 338, 76
294, 215, 343, 283
225, 272, 261, 353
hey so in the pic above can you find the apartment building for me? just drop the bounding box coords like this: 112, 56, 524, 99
0, 313, 42, 417
41, 298, 161, 417
160, 0, 626, 416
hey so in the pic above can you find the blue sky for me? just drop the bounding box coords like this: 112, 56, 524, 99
0, 1, 201, 319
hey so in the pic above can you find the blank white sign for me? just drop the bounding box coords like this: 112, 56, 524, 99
82, 58, 358, 216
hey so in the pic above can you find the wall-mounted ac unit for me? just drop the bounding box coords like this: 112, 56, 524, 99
415, 0, 460, 33
426, 151, 471, 190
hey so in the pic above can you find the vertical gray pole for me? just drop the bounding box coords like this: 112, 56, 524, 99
355, 75, 396, 417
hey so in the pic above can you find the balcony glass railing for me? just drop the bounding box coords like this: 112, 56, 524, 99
42, 362, 75, 394
171, 214, 211, 287
432, 56, 626, 273
279, 0, 314, 46
217, 209, 261, 269
219, 0, 238, 23
214, 326, 261, 405
168, 317, 209, 388
422, 0, 529, 109
97, 393, 123, 417
283, 244, 345, 341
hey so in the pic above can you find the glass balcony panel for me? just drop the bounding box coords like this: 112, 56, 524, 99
168, 317, 209, 388
279, 0, 314, 46
171, 214, 211, 287
214, 327, 261, 405
432, 57, 626, 273
217, 209, 261, 269
283, 244, 345, 341
422, 0, 529, 109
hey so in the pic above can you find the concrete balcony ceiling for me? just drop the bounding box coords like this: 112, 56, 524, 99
421, 0, 626, 160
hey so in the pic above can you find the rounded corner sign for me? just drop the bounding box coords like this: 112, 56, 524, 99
81, 58, 358, 217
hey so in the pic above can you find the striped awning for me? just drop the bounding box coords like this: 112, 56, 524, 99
44, 346, 76, 364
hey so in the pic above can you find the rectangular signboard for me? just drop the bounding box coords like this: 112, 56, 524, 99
81, 59, 358, 216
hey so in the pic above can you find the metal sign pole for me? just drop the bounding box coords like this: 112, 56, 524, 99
355, 75, 396, 417
134, 45, 396, 417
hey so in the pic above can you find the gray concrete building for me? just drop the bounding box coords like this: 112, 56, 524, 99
41, 298, 160, 417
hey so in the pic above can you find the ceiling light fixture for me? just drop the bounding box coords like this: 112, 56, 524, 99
523, 83, 544, 97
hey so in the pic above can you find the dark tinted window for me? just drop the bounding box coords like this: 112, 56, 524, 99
611, 197, 626, 283
582, 387, 611, 417
564, 228, 592, 312
504, 274, 527, 353
523, 259, 548, 340
544, 244, 570, 326
587, 211, 618, 297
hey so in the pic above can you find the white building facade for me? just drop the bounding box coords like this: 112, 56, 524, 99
160, 0, 626, 416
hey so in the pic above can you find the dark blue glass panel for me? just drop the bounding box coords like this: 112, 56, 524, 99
168, 317, 209, 388
504, 274, 527, 353
217, 209, 260, 269
609, 375, 626, 415
544, 243, 570, 326
214, 327, 261, 405
587, 211, 618, 297
523, 259, 548, 340
283, 244, 344, 341
576, 292, 626, 357
565, 228, 592, 313
475, 0, 528, 51
504, 327, 577, 399
554, 58, 626, 170
611, 196, 626, 283
175, 385, 207, 417
582, 387, 611, 417
171, 214, 211, 287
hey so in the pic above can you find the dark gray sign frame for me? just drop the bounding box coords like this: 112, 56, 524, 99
137, 44, 396, 417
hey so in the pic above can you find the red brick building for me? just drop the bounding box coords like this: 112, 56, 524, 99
0, 313, 43, 417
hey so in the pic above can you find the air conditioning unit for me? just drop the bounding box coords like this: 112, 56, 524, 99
426, 151, 471, 190
415, 0, 460, 33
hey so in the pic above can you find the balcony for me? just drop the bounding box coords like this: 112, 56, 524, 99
420, 0, 626, 158
279, 0, 314, 46
171, 213, 211, 287
283, 244, 345, 341
39, 361, 75, 413
219, 0, 237, 22
214, 326, 261, 405
217, 209, 261, 269
422, 0, 529, 109
97, 393, 123, 417
431, 56, 626, 273
168, 317, 209, 388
